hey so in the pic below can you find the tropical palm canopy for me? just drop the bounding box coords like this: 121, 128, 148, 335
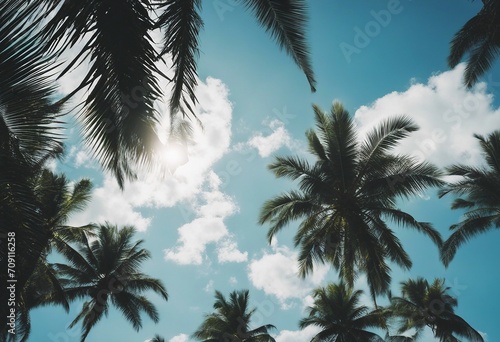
439, 131, 500, 266
2, 0, 316, 187
389, 277, 484, 342
193, 289, 276, 342
299, 282, 386, 342
54, 224, 169, 342
2, 1, 499, 340
259, 102, 444, 298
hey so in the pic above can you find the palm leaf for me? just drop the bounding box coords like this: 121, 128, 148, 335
243, 0, 316, 91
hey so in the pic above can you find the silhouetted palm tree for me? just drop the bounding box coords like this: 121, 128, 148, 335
389, 277, 483, 342
54, 224, 169, 342
299, 282, 386, 341
439, 130, 500, 266
4, 0, 316, 187
193, 289, 276, 342
10, 170, 95, 341
260, 102, 443, 299
448, 0, 500, 87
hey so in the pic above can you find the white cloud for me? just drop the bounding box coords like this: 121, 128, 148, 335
168, 333, 189, 342
229, 276, 238, 285
44, 158, 57, 172
274, 326, 321, 342
248, 244, 329, 309
237, 119, 299, 158
354, 63, 500, 169
75, 149, 92, 168
204, 280, 214, 293
217, 238, 248, 263
165, 216, 228, 265
68, 76, 235, 235
164, 172, 247, 265
70, 175, 152, 232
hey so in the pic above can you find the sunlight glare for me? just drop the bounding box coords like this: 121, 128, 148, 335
161, 141, 189, 172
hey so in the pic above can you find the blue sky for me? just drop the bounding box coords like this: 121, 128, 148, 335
28, 1, 500, 341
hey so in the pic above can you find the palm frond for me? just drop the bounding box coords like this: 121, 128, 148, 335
156, 0, 203, 117
243, 0, 316, 91
42, 0, 163, 188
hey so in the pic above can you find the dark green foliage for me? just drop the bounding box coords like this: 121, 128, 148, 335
439, 131, 500, 266
193, 289, 276, 342
389, 278, 484, 342
260, 102, 444, 298
448, 0, 500, 87
300, 282, 386, 342
2, 0, 316, 187
55, 224, 168, 342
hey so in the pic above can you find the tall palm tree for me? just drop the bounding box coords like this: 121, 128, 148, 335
389, 277, 484, 342
299, 282, 386, 342
11, 170, 95, 342
54, 224, 169, 342
439, 131, 500, 266
259, 102, 444, 299
448, 0, 500, 87
4, 0, 316, 187
193, 289, 276, 342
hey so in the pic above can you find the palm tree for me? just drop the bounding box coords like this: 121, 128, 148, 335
54, 224, 169, 342
389, 277, 484, 342
193, 289, 276, 342
439, 131, 500, 266
259, 102, 444, 299
12, 170, 95, 341
4, 0, 316, 187
15, 260, 70, 342
299, 282, 386, 342
448, 0, 500, 87
0, 0, 66, 331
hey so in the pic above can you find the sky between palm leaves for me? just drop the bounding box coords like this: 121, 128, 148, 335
29, 1, 499, 341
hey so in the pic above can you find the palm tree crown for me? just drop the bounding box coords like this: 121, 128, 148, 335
439, 130, 500, 266
54, 224, 169, 342
389, 277, 484, 342
299, 282, 386, 342
259, 102, 444, 298
12, 170, 94, 341
193, 289, 276, 342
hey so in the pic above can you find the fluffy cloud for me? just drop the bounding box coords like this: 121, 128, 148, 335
69, 77, 234, 234
248, 244, 329, 309
229, 276, 238, 285
237, 118, 299, 158
69, 175, 152, 232
217, 238, 248, 263
354, 63, 500, 169
164, 172, 247, 265
274, 326, 321, 342
168, 334, 189, 342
